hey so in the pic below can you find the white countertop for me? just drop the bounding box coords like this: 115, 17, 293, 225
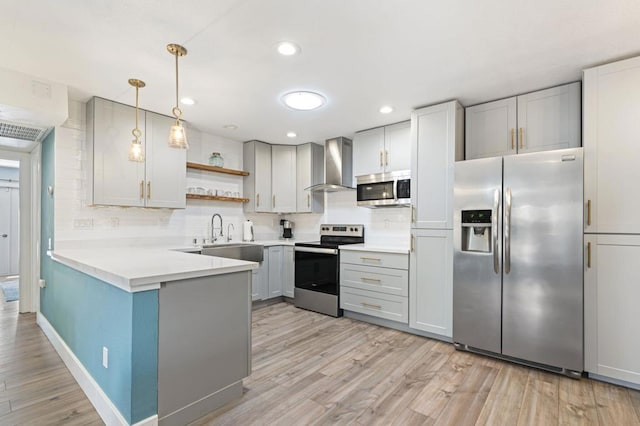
338, 243, 410, 255
50, 248, 258, 293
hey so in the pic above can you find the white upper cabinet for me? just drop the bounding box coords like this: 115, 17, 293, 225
86, 97, 186, 208
517, 82, 581, 154
145, 112, 186, 208
465, 98, 517, 160
411, 101, 464, 229
352, 121, 411, 182
271, 145, 297, 213
296, 143, 324, 213
465, 82, 581, 160
243, 141, 272, 213
353, 126, 385, 178
584, 56, 640, 234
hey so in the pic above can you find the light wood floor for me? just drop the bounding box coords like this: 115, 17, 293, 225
0, 298, 103, 425
194, 302, 640, 426
1, 298, 639, 425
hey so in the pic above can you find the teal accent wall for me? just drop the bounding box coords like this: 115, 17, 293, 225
40, 131, 158, 424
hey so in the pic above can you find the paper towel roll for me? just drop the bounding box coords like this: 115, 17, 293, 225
243, 220, 254, 242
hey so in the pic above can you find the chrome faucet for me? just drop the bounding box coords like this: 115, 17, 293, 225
226, 223, 235, 242
211, 213, 223, 242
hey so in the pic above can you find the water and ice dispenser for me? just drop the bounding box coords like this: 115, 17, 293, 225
461, 209, 492, 253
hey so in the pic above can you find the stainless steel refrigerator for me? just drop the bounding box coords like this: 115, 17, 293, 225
453, 148, 583, 376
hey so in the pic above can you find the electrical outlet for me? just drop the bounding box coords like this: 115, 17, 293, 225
109, 217, 120, 228
102, 347, 108, 368
73, 218, 94, 229
39, 279, 46, 288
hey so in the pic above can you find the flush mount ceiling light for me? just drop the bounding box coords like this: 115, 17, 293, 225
286, 131, 297, 138
277, 41, 301, 56
282, 91, 326, 111
379, 105, 394, 114
167, 43, 189, 149
180, 97, 196, 106
128, 78, 145, 162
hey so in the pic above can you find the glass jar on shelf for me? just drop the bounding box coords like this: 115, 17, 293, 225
208, 152, 224, 167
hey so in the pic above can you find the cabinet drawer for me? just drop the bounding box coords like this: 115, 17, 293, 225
340, 264, 408, 296
340, 287, 408, 324
340, 250, 408, 270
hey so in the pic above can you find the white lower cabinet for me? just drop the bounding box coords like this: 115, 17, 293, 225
585, 234, 640, 385
267, 246, 283, 298
283, 246, 294, 298
409, 229, 453, 339
340, 250, 409, 324
252, 248, 269, 301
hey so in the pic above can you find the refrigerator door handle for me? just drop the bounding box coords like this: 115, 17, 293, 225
493, 189, 500, 274
504, 188, 512, 274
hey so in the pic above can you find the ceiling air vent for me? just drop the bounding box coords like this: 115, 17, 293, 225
0, 120, 50, 142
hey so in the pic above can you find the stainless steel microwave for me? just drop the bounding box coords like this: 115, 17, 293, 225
356, 170, 411, 208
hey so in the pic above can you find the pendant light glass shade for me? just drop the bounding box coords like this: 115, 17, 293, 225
167, 43, 189, 149
128, 79, 146, 162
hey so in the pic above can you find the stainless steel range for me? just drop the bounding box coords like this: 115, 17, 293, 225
294, 224, 365, 317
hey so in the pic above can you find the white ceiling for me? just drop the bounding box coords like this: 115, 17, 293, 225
1, 0, 639, 145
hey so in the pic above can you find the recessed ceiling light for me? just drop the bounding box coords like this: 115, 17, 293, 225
223, 124, 238, 130
180, 97, 196, 105
277, 41, 301, 56
379, 105, 394, 114
282, 91, 326, 111
287, 132, 297, 138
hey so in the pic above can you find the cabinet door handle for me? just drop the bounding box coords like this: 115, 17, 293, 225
140, 180, 144, 199
147, 181, 151, 200
411, 205, 415, 222
411, 234, 415, 252
587, 242, 592, 268
360, 256, 381, 263
385, 150, 389, 167
379, 151, 383, 167
256, 193, 260, 207
307, 193, 310, 208
511, 128, 515, 150
519, 127, 524, 149
361, 277, 382, 283
361, 302, 382, 309
273, 194, 276, 208
587, 199, 591, 226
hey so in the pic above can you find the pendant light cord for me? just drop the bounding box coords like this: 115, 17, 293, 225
173, 52, 182, 122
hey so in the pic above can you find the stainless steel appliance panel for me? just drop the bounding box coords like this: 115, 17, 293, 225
502, 148, 583, 371
453, 156, 503, 353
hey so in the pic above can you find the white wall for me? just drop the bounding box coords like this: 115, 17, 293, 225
53, 99, 411, 247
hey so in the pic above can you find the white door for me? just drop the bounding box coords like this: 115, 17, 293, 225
384, 121, 411, 172
283, 246, 294, 298
409, 229, 453, 338
584, 234, 640, 385
0, 189, 10, 276
267, 246, 282, 298
253, 142, 272, 213
92, 98, 146, 207
411, 101, 463, 229
352, 127, 385, 182
271, 146, 296, 213
584, 57, 640, 234
517, 82, 581, 154
145, 112, 186, 208
9, 188, 18, 275
465, 97, 517, 160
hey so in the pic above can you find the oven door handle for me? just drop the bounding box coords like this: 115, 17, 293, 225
294, 247, 338, 255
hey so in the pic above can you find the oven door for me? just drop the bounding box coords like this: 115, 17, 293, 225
294, 247, 339, 295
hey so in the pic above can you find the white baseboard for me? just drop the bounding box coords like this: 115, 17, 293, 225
37, 312, 158, 426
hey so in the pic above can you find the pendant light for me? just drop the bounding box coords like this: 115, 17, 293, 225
167, 43, 189, 149
128, 78, 146, 162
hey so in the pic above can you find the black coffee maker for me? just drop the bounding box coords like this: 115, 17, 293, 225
280, 219, 293, 239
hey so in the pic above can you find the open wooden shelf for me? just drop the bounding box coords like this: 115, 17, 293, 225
186, 162, 249, 176
186, 193, 249, 203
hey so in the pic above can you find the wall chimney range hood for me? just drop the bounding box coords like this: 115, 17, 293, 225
306, 136, 355, 192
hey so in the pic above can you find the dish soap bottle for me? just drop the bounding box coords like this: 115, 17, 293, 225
208, 152, 224, 167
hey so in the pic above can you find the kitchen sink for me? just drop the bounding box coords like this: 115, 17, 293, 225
201, 243, 264, 262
